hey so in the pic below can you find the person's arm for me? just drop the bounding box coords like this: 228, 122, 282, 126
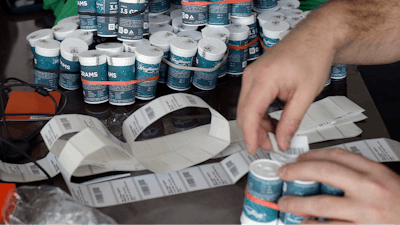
237, 0, 400, 154
277, 148, 400, 223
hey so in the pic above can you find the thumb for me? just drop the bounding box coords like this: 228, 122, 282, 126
276, 91, 315, 150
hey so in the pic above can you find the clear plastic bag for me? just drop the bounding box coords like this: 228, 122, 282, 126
7, 186, 117, 224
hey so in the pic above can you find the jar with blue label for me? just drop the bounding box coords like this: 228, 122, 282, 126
262, 20, 290, 53
65, 29, 95, 49
280, 180, 320, 224
134, 45, 164, 100
123, 39, 151, 53
231, 14, 260, 61
227, 24, 249, 75
208, 0, 231, 25
26, 29, 54, 55
34, 39, 61, 89
177, 30, 203, 42
182, 0, 208, 25
257, 11, 285, 37
95, 42, 124, 54
52, 22, 78, 41
149, 31, 177, 83
59, 38, 89, 90
241, 159, 283, 225
78, 0, 97, 31
254, 0, 278, 10
330, 64, 347, 80
193, 37, 226, 90
172, 17, 198, 33
149, 0, 170, 14
79, 50, 109, 104
232, 1, 253, 17
201, 26, 230, 78
118, 0, 147, 41
167, 37, 198, 91
96, 0, 118, 37
107, 52, 136, 105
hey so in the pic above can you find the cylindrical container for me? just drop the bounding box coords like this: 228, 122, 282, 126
96, 0, 118, 37
26, 29, 54, 55
79, 50, 109, 104
254, 0, 278, 10
177, 30, 203, 42
170, 9, 182, 20
134, 45, 164, 100
226, 24, 249, 75
149, 0, 170, 14
280, 180, 320, 224
285, 16, 303, 29
283, 8, 303, 18
192, 37, 226, 90
172, 17, 199, 33
34, 39, 61, 89
201, 26, 230, 78
231, 14, 260, 61
231, 1, 253, 17
59, 38, 89, 90
78, 0, 97, 31
118, 0, 147, 41
57, 15, 80, 25
181, 0, 208, 26
262, 20, 290, 53
330, 64, 347, 80
149, 14, 172, 25
52, 22, 79, 41
241, 159, 283, 224
149, 31, 177, 83
253, 5, 280, 14
208, 0, 231, 25
65, 30, 95, 49
95, 42, 124, 53
144, 5, 150, 35
149, 24, 174, 35
257, 11, 285, 37
123, 39, 151, 52
107, 52, 136, 105
167, 37, 198, 91
279, 0, 300, 9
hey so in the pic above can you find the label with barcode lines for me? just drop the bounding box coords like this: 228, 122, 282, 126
30, 165, 40, 175
30, 115, 52, 120
350, 146, 362, 155
226, 160, 239, 177
186, 96, 197, 105
138, 179, 151, 196
93, 187, 105, 204
287, 147, 306, 155
145, 106, 155, 120
182, 172, 196, 188
60, 118, 72, 130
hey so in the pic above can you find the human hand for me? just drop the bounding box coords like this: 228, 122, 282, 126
277, 148, 400, 223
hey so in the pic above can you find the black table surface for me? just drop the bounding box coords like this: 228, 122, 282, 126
0, 8, 396, 224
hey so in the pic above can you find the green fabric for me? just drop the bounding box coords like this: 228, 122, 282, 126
300, 0, 328, 11
43, 0, 78, 25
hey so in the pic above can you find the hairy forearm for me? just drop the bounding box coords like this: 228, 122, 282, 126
295, 0, 400, 65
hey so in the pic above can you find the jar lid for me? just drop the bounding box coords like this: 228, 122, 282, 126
149, 31, 177, 52
262, 20, 290, 37
60, 38, 89, 61
107, 52, 136, 66
65, 29, 94, 45
35, 39, 60, 57
57, 15, 80, 25
149, 24, 174, 35
123, 39, 151, 52
279, 0, 300, 9
201, 26, 230, 44
231, 14, 255, 26
257, 12, 285, 25
170, 37, 198, 57
177, 30, 203, 42
95, 42, 124, 54
79, 50, 108, 66
197, 37, 227, 61
172, 17, 198, 32
149, 14, 172, 25
134, 45, 164, 64
26, 29, 54, 47
52, 22, 79, 41
227, 24, 249, 41
285, 16, 303, 29
281, 8, 303, 18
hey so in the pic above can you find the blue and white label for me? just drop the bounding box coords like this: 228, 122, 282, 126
231, 2, 253, 17
330, 64, 347, 79
247, 23, 261, 60
193, 54, 221, 90
208, 1, 231, 25
218, 58, 228, 78
96, 0, 118, 36
254, 0, 277, 9
228, 40, 248, 75
158, 51, 169, 83
320, 183, 344, 196
243, 195, 279, 223
136, 61, 160, 99
118, 1, 146, 40
263, 35, 280, 53
34, 54, 60, 88
167, 53, 195, 90
78, 0, 97, 30
81, 63, 108, 103
182, 0, 208, 25
59, 56, 81, 90
108, 64, 135, 104
149, 0, 170, 14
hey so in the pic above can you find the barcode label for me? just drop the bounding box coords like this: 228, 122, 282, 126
108, 24, 115, 30
182, 172, 196, 188
138, 179, 151, 196
350, 146, 362, 155
30, 165, 40, 175
249, 47, 255, 54
287, 147, 306, 155
186, 96, 197, 105
60, 118, 72, 130
226, 160, 239, 177
93, 187, 104, 204
30, 115, 52, 119
145, 106, 155, 120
